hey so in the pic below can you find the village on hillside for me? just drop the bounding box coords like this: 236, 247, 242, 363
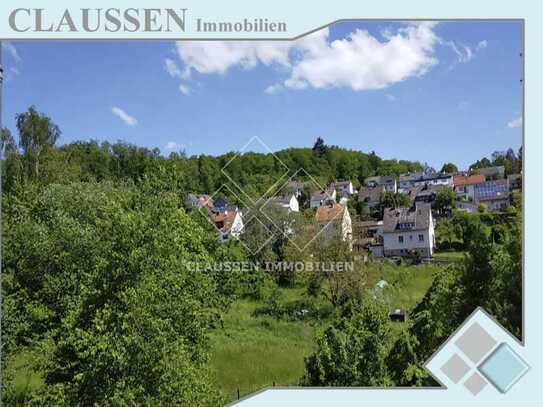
186, 165, 522, 260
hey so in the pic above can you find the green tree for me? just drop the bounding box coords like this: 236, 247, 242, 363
16, 106, 61, 179
432, 188, 456, 216
312, 137, 328, 157
2, 183, 225, 405
303, 299, 392, 386
440, 163, 458, 174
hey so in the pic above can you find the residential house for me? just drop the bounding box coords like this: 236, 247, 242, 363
354, 219, 383, 256
212, 196, 229, 211
314, 202, 353, 247
210, 208, 244, 242
285, 180, 309, 198
310, 188, 337, 208
358, 185, 385, 211
399, 172, 424, 191
455, 200, 479, 213
365, 175, 397, 193
185, 194, 214, 210
453, 174, 485, 201
473, 166, 505, 180
474, 179, 510, 211
400, 172, 453, 190
381, 204, 435, 257
268, 194, 300, 213
333, 180, 355, 196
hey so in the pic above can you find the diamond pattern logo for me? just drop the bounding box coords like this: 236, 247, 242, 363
425, 307, 529, 396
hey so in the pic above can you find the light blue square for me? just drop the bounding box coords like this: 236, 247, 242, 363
478, 343, 529, 393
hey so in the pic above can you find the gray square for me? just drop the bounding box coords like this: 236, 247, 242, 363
455, 322, 497, 364
464, 372, 488, 396
441, 354, 470, 384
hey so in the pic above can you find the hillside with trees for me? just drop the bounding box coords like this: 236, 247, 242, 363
1, 107, 522, 404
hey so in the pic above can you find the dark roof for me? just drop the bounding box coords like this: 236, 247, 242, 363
365, 176, 395, 186
358, 185, 385, 203
400, 172, 452, 183
270, 194, 295, 205
383, 204, 432, 233
475, 179, 509, 201
311, 188, 335, 201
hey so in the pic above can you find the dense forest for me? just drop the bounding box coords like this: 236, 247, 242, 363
1, 107, 522, 404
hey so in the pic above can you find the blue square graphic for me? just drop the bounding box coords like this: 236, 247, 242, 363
478, 343, 529, 393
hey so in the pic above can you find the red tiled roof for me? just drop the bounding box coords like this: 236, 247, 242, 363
453, 175, 485, 187
315, 203, 345, 223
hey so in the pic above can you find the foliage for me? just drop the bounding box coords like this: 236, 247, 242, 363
432, 188, 456, 216
2, 182, 226, 405
440, 162, 458, 174
302, 299, 392, 386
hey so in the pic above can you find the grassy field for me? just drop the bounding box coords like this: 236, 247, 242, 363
365, 262, 439, 310
7, 263, 440, 403
209, 291, 319, 400
210, 262, 441, 401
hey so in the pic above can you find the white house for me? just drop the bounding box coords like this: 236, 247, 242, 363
453, 174, 485, 201
314, 202, 352, 247
210, 208, 244, 242
269, 194, 300, 213
365, 176, 397, 193
474, 179, 510, 211
310, 188, 337, 208
381, 204, 435, 257
400, 172, 453, 191
333, 180, 354, 196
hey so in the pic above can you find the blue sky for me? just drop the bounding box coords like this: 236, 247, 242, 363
1, 21, 522, 170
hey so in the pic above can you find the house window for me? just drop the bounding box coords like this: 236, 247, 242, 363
398, 236, 404, 243
418, 234, 424, 242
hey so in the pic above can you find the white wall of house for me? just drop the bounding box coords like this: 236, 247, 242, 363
310, 190, 336, 208
337, 182, 354, 195
220, 212, 244, 242
288, 195, 300, 212
383, 228, 434, 257
384, 180, 397, 193
456, 201, 478, 213
342, 207, 353, 242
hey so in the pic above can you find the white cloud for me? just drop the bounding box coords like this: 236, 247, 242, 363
178, 83, 191, 95
2, 41, 21, 63
164, 58, 182, 77
176, 40, 292, 76
477, 40, 488, 50
385, 94, 398, 102
264, 83, 283, 94
173, 23, 439, 93
444, 38, 487, 66
284, 23, 439, 91
165, 141, 183, 150
169, 23, 492, 94
111, 106, 138, 126
508, 116, 522, 129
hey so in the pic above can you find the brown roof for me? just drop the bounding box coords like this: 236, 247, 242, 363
358, 185, 385, 203
453, 175, 485, 187
315, 202, 346, 223
210, 209, 239, 232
